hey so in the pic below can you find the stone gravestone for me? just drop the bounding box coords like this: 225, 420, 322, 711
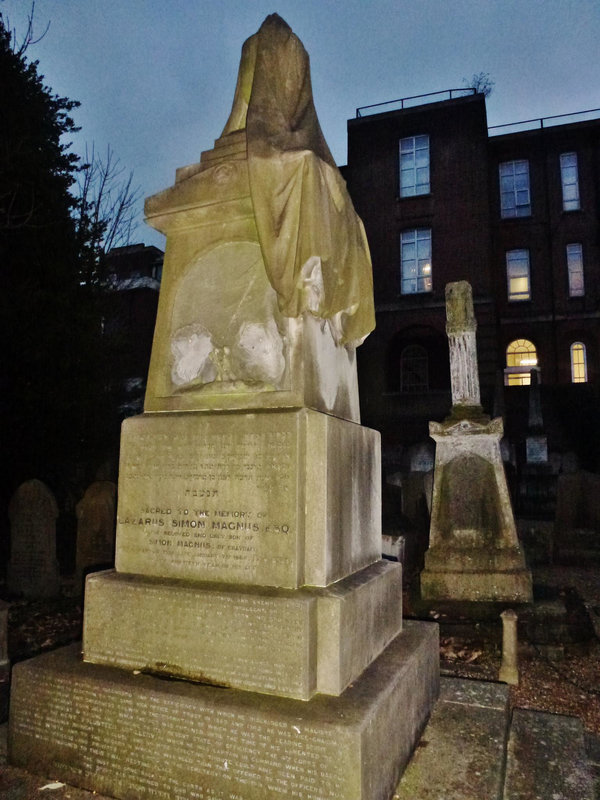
420, 282, 532, 602
7, 479, 60, 599
9, 16, 438, 800
75, 481, 117, 589
520, 368, 555, 518
554, 470, 600, 562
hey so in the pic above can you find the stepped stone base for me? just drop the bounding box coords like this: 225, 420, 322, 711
421, 548, 532, 602
9, 622, 439, 800
420, 569, 532, 603
83, 561, 403, 700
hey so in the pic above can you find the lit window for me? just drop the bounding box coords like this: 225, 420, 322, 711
560, 152, 580, 211
400, 345, 429, 393
506, 249, 531, 301
571, 342, 587, 383
505, 339, 538, 385
400, 229, 432, 294
499, 160, 531, 217
566, 243, 584, 297
399, 135, 430, 197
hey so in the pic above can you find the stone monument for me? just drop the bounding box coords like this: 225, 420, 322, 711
74, 480, 117, 589
420, 282, 532, 602
519, 368, 556, 518
7, 479, 60, 598
9, 16, 438, 800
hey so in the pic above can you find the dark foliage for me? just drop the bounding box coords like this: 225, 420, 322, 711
0, 14, 120, 546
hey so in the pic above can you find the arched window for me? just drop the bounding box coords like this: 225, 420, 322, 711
400, 345, 429, 393
505, 339, 538, 386
570, 342, 587, 383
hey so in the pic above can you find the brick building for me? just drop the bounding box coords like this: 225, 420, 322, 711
103, 243, 163, 417
343, 91, 600, 474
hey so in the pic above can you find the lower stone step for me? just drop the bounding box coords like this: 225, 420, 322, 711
9, 621, 438, 800
503, 708, 595, 800
394, 677, 510, 799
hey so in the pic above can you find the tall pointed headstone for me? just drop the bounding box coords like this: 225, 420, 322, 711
9, 17, 438, 800
421, 282, 532, 602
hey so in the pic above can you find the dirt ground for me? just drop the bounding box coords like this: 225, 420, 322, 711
416, 565, 600, 735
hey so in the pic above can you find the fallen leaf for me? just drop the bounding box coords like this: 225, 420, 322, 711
39, 782, 66, 790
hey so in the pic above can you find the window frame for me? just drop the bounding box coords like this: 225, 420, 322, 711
506, 249, 531, 301
399, 134, 430, 198
505, 339, 538, 386
560, 152, 580, 212
400, 344, 429, 393
570, 342, 588, 383
400, 228, 433, 295
499, 159, 531, 218
566, 243, 584, 297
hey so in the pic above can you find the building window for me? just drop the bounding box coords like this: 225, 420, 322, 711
506, 249, 531, 301
400, 229, 432, 294
505, 339, 538, 385
499, 159, 531, 217
571, 342, 587, 383
566, 243, 584, 297
399, 135, 430, 197
560, 152, 580, 211
400, 345, 429, 392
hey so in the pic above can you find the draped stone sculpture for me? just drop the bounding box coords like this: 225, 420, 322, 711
143, 14, 374, 421
222, 14, 374, 346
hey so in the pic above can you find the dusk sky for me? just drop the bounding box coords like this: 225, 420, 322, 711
3, 0, 600, 250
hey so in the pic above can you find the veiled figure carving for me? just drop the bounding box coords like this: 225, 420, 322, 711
221, 13, 375, 347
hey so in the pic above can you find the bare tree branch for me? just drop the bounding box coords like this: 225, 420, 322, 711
2, 1, 50, 56
75, 143, 141, 282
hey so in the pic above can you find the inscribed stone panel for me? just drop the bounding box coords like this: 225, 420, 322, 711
115, 409, 380, 588
115, 411, 301, 587
10, 624, 439, 800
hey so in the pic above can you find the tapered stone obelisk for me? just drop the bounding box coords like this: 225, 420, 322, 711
421, 281, 532, 602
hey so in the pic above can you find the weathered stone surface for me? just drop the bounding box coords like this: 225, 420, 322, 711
422, 282, 531, 603
75, 480, 117, 585
7, 479, 60, 599
83, 561, 402, 700
499, 609, 519, 685
0, 601, 8, 670
115, 408, 380, 589
143, 18, 375, 423
504, 708, 594, 800
422, 416, 532, 603
445, 281, 482, 414
395, 677, 510, 799
555, 470, 600, 543
10, 622, 439, 800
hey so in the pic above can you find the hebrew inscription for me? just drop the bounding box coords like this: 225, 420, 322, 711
116, 412, 300, 586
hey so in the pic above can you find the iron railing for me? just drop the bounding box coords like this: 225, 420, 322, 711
488, 107, 600, 135
356, 88, 476, 118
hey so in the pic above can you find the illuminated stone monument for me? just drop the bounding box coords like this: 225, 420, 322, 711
9, 16, 438, 800
421, 282, 532, 602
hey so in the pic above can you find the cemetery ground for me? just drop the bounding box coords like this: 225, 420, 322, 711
1, 565, 599, 736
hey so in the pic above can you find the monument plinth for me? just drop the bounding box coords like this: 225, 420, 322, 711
9, 15, 438, 799
421, 282, 532, 602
